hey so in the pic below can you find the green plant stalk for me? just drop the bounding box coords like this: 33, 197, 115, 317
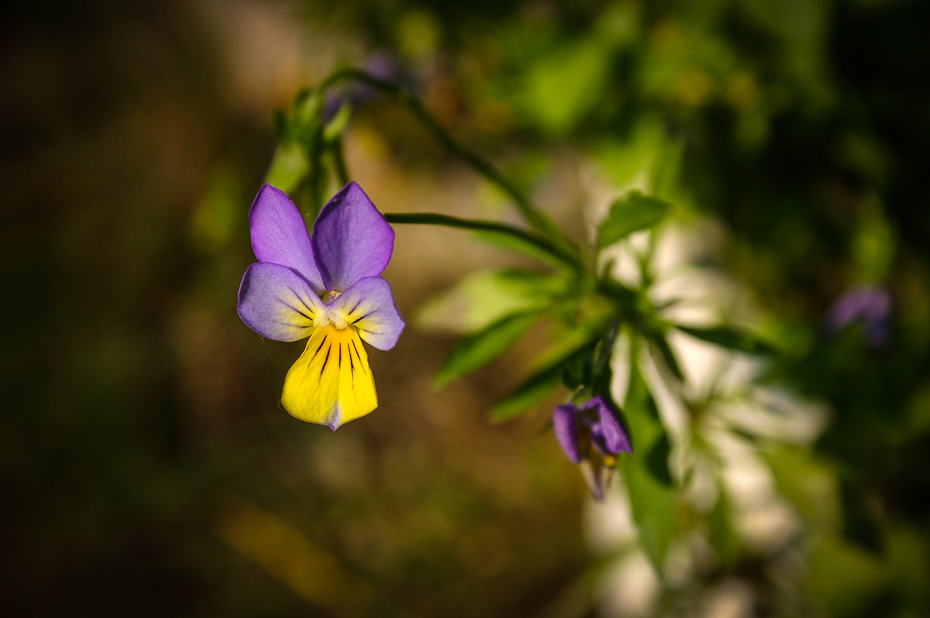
329, 137, 350, 188
383, 212, 581, 268
317, 69, 579, 261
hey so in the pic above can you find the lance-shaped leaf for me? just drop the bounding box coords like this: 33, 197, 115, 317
598, 191, 672, 248
619, 352, 678, 573
491, 326, 602, 422
418, 269, 563, 335
648, 331, 685, 383
708, 482, 740, 568
675, 324, 776, 356
435, 312, 539, 386
470, 228, 578, 269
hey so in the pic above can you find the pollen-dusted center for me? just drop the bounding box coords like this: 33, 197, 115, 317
322, 290, 342, 303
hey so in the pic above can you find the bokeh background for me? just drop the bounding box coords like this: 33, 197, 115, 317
3, 0, 930, 616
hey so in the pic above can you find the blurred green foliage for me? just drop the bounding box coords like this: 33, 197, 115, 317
4, 0, 930, 616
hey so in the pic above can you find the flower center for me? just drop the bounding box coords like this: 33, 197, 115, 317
313, 290, 349, 330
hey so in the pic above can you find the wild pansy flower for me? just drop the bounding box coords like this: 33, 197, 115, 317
553, 396, 632, 501
237, 182, 405, 430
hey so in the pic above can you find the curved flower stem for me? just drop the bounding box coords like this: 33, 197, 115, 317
384, 212, 583, 269
317, 69, 580, 264
329, 137, 351, 187
305, 125, 326, 219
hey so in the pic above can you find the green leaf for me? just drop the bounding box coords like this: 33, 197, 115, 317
417, 269, 563, 335
322, 101, 353, 142
620, 356, 677, 573
518, 40, 611, 136
491, 327, 601, 422
675, 324, 776, 356
598, 191, 672, 248
435, 312, 539, 386
264, 141, 308, 195
648, 332, 684, 383
270, 108, 288, 139
839, 477, 885, 555
708, 485, 740, 567
470, 228, 571, 269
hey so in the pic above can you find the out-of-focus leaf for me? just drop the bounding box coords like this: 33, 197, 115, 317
417, 269, 563, 334
675, 324, 776, 356
491, 327, 602, 422
708, 485, 740, 567
648, 332, 684, 382
620, 355, 677, 572
489, 366, 564, 423
470, 228, 572, 268
271, 108, 288, 139
264, 141, 308, 195
762, 444, 839, 531
645, 432, 673, 485
323, 101, 353, 142
435, 312, 539, 386
518, 39, 611, 136
839, 477, 885, 555
598, 191, 672, 248
191, 163, 245, 253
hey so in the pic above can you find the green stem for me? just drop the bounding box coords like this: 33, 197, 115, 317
318, 69, 578, 260
305, 125, 326, 219
384, 212, 581, 268
329, 137, 350, 187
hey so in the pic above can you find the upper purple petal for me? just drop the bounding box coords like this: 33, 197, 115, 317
249, 185, 324, 294
311, 182, 394, 292
587, 397, 632, 455
237, 262, 325, 342
330, 276, 405, 351
552, 403, 582, 464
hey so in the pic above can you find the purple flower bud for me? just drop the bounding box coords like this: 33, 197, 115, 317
826, 285, 892, 348
322, 51, 409, 122
552, 396, 632, 501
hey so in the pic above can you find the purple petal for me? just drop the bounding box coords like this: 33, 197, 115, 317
553, 403, 582, 464
249, 185, 324, 293
588, 397, 632, 455
311, 182, 394, 292
237, 262, 325, 342
330, 276, 405, 351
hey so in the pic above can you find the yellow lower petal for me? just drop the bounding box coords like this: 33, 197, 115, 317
281, 325, 378, 429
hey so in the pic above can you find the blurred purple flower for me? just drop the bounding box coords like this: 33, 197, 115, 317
826, 285, 892, 348
323, 52, 408, 122
553, 396, 632, 501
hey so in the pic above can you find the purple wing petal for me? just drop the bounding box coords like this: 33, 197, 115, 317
238, 262, 325, 342
249, 184, 324, 293
311, 182, 394, 292
330, 276, 405, 351
552, 403, 582, 464
589, 397, 632, 454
